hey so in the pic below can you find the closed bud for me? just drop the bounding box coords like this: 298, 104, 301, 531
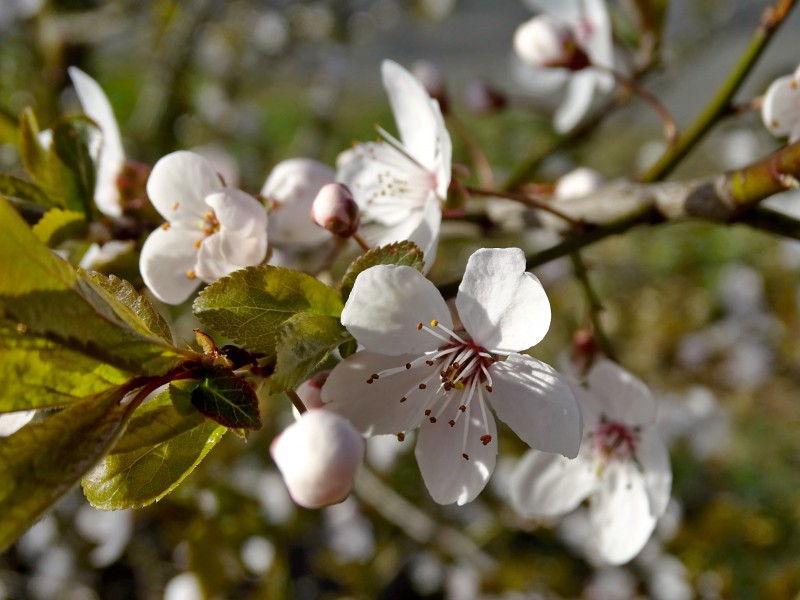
311, 183, 361, 238
271, 410, 365, 508
293, 370, 330, 418
554, 167, 605, 199
513, 16, 589, 71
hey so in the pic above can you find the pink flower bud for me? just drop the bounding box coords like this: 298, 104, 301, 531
513, 16, 589, 71
292, 370, 330, 419
270, 410, 365, 509
311, 183, 360, 238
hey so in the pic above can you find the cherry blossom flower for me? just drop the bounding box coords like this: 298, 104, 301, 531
761, 64, 800, 142
509, 359, 671, 565
271, 410, 365, 509
261, 158, 335, 249
337, 59, 451, 271
139, 151, 267, 304
68, 67, 127, 218
322, 247, 581, 505
513, 0, 614, 133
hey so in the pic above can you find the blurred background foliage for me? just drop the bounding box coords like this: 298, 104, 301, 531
3, 0, 800, 598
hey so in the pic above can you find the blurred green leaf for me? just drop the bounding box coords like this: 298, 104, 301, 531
32, 208, 87, 247
0, 106, 17, 145
19, 108, 50, 191
0, 387, 136, 551
272, 313, 349, 392
0, 318, 129, 412
48, 116, 98, 217
191, 368, 261, 429
0, 198, 186, 376
340, 240, 425, 301
193, 265, 343, 356
0, 171, 51, 208
83, 393, 225, 510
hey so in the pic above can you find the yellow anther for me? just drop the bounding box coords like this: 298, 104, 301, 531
186, 269, 197, 280
430, 319, 439, 327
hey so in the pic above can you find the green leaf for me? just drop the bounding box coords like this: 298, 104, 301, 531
0, 198, 186, 376
193, 265, 344, 356
0, 387, 136, 551
169, 380, 199, 416
190, 369, 261, 430
0, 318, 129, 412
272, 313, 350, 392
0, 172, 51, 208
19, 108, 50, 189
340, 240, 425, 302
83, 394, 225, 510
47, 116, 98, 216
0, 105, 17, 145
32, 208, 87, 247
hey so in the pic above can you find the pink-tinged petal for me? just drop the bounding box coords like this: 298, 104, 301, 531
140, 226, 202, 304
456, 248, 551, 353
322, 351, 437, 435
582, 0, 614, 74
489, 354, 582, 458
415, 403, 498, 505
342, 265, 452, 355
554, 70, 597, 133
146, 151, 222, 222
509, 449, 597, 518
262, 158, 334, 247
586, 360, 656, 426
382, 60, 440, 171
635, 429, 672, 519
590, 461, 656, 565
270, 410, 365, 508
762, 74, 800, 138
68, 67, 125, 218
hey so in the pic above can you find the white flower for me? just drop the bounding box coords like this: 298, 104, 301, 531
261, 158, 335, 249
0, 410, 36, 436
762, 64, 800, 142
271, 410, 365, 509
513, 0, 614, 133
337, 59, 451, 271
509, 359, 672, 565
140, 151, 267, 305
68, 67, 126, 218
322, 247, 581, 505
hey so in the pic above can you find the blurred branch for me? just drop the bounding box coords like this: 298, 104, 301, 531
640, 0, 797, 182
569, 253, 617, 361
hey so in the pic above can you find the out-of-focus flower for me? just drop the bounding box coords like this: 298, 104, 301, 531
323, 247, 581, 505
140, 151, 267, 304
262, 158, 335, 249
0, 410, 36, 436
510, 359, 671, 565
271, 409, 365, 508
761, 64, 800, 142
337, 60, 451, 271
513, 0, 614, 132
68, 67, 127, 218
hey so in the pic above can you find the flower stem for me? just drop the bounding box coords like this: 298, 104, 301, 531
569, 252, 617, 360
640, 0, 797, 183
352, 232, 371, 253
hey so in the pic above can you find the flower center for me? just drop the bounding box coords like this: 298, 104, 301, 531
591, 415, 639, 462
366, 319, 496, 460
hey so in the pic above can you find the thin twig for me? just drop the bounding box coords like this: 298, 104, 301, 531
569, 253, 617, 360
464, 185, 582, 227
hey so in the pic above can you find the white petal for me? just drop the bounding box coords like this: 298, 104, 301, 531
146, 151, 222, 222
590, 461, 656, 565
635, 429, 672, 519
139, 225, 202, 304
586, 359, 656, 426
382, 60, 440, 171
581, 0, 614, 74
456, 247, 551, 353
0, 410, 36, 437
509, 449, 597, 518
262, 158, 334, 248
270, 410, 365, 509
430, 98, 452, 198
68, 67, 125, 218
341, 265, 452, 355
761, 74, 800, 138
207, 188, 267, 235
489, 354, 582, 458
415, 402, 498, 505
194, 233, 241, 283
322, 351, 437, 435
554, 70, 597, 133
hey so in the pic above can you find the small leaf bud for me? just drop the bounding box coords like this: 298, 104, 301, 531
311, 183, 361, 238
513, 16, 590, 71
271, 410, 365, 509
